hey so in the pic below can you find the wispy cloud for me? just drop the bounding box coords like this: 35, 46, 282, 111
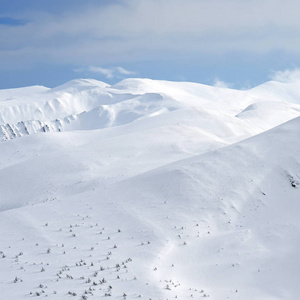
74, 66, 136, 79
270, 69, 300, 83
87, 66, 114, 79
1, 0, 300, 91
115, 67, 136, 76
1, 0, 300, 71
213, 78, 232, 89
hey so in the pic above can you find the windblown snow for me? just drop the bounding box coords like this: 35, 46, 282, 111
0, 78, 300, 300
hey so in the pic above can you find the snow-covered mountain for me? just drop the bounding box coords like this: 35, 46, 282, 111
1, 78, 300, 142
0, 78, 299, 299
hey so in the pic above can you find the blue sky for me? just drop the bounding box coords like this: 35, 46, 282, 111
1, 0, 300, 89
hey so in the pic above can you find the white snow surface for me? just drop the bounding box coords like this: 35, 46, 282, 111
0, 78, 300, 299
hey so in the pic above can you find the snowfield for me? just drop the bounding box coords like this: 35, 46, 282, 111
0, 78, 300, 299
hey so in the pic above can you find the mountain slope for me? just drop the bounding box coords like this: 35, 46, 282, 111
0, 78, 300, 299
106, 116, 300, 299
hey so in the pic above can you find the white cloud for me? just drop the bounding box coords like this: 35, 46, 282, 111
115, 67, 136, 75
270, 69, 300, 83
2, 0, 300, 70
213, 79, 232, 89
74, 66, 136, 79
88, 66, 114, 79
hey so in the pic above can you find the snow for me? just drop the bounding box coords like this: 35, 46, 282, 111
0, 78, 300, 299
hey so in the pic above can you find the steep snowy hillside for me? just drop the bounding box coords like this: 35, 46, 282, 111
0, 78, 300, 300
